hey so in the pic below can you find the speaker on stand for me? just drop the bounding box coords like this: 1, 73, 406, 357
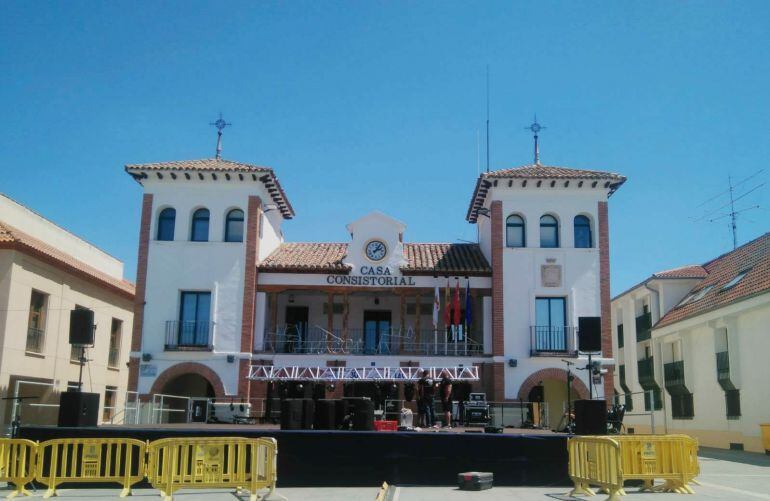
58, 391, 99, 427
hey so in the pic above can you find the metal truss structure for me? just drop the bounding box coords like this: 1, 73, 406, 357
246, 365, 479, 382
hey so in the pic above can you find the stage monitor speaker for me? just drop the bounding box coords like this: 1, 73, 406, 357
352, 399, 375, 431
280, 399, 303, 430
578, 316, 602, 353
69, 309, 94, 346
574, 399, 607, 435
301, 398, 315, 430
335, 399, 350, 429
58, 391, 99, 427
314, 399, 336, 430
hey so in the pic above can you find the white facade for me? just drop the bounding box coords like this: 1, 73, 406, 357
129, 160, 624, 425
612, 242, 770, 453
0, 194, 134, 430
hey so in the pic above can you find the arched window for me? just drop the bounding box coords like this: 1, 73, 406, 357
506, 215, 526, 247
574, 215, 592, 248
224, 209, 244, 242
157, 208, 175, 241
540, 215, 559, 248
190, 208, 210, 242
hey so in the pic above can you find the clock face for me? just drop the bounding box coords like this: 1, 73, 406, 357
365, 240, 387, 261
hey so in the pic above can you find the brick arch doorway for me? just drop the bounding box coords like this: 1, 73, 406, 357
150, 363, 226, 423
517, 368, 590, 429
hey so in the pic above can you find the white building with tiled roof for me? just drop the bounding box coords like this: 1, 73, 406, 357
0, 194, 135, 432
611, 232, 770, 452
126, 157, 625, 427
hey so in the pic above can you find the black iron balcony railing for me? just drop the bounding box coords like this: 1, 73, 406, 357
165, 321, 214, 350
529, 326, 577, 356
637, 357, 657, 388
617, 324, 624, 349
664, 360, 686, 389
25, 326, 45, 354
635, 312, 652, 342
715, 351, 736, 391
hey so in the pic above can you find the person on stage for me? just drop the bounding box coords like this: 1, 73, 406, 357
417, 369, 436, 428
439, 372, 453, 429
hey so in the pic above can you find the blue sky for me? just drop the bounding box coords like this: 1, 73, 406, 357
2, 1, 768, 295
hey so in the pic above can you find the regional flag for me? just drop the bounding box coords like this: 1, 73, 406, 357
432, 285, 440, 329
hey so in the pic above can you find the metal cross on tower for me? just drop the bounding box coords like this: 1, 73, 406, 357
525, 115, 546, 165
210, 113, 231, 159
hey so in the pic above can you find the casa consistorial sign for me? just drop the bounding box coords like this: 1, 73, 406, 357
326, 265, 417, 286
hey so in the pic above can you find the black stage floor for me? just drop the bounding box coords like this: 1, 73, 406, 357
19, 425, 570, 487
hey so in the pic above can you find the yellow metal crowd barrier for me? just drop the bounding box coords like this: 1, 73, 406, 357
37, 438, 146, 498
0, 439, 37, 498
568, 434, 700, 499
567, 437, 624, 501
147, 436, 278, 501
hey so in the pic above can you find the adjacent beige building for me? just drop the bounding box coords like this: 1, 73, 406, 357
612, 232, 770, 452
0, 194, 134, 432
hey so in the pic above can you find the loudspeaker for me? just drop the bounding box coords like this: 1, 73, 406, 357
69, 309, 94, 346
58, 391, 99, 427
351, 399, 375, 431
280, 399, 303, 430
574, 399, 607, 435
266, 398, 281, 422
335, 399, 350, 430
314, 399, 336, 430
578, 316, 602, 353
403, 383, 415, 402
301, 398, 315, 430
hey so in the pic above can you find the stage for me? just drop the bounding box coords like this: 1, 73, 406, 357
19, 424, 570, 487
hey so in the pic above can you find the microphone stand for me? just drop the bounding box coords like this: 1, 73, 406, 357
2, 395, 38, 439
561, 359, 575, 433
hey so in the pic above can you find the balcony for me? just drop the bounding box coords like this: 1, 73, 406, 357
165, 321, 214, 351
664, 360, 685, 387
637, 357, 657, 388
529, 326, 577, 357
263, 326, 483, 356
635, 312, 652, 342
715, 351, 736, 391
25, 327, 45, 354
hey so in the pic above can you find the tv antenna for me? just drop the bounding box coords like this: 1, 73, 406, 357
692, 170, 764, 249
210, 113, 231, 160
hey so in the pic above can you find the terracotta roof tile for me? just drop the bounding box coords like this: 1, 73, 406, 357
258, 242, 491, 276
467, 164, 626, 222
125, 158, 271, 172
653, 265, 709, 279
402, 243, 491, 276
656, 232, 770, 328
258, 243, 350, 274
125, 158, 294, 219
0, 222, 135, 298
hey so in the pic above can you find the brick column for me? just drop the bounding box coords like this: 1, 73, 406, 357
598, 201, 614, 402
238, 196, 262, 399
490, 201, 505, 357
127, 194, 153, 393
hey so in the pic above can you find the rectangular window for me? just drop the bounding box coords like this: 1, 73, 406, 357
178, 291, 212, 346
534, 297, 567, 351
103, 385, 118, 422
725, 389, 741, 419
108, 319, 122, 369
26, 290, 48, 353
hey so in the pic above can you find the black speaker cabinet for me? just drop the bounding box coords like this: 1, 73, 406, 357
351, 399, 375, 431
314, 399, 336, 430
69, 309, 94, 346
301, 398, 315, 430
335, 399, 350, 429
58, 391, 99, 427
578, 316, 602, 353
280, 399, 303, 430
574, 399, 607, 435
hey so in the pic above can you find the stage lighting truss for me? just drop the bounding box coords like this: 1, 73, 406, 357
246, 365, 479, 382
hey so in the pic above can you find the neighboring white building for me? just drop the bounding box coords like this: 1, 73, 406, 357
0, 194, 135, 431
612, 232, 770, 452
126, 158, 626, 425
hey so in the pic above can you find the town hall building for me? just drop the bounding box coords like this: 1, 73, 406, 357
125, 155, 625, 426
